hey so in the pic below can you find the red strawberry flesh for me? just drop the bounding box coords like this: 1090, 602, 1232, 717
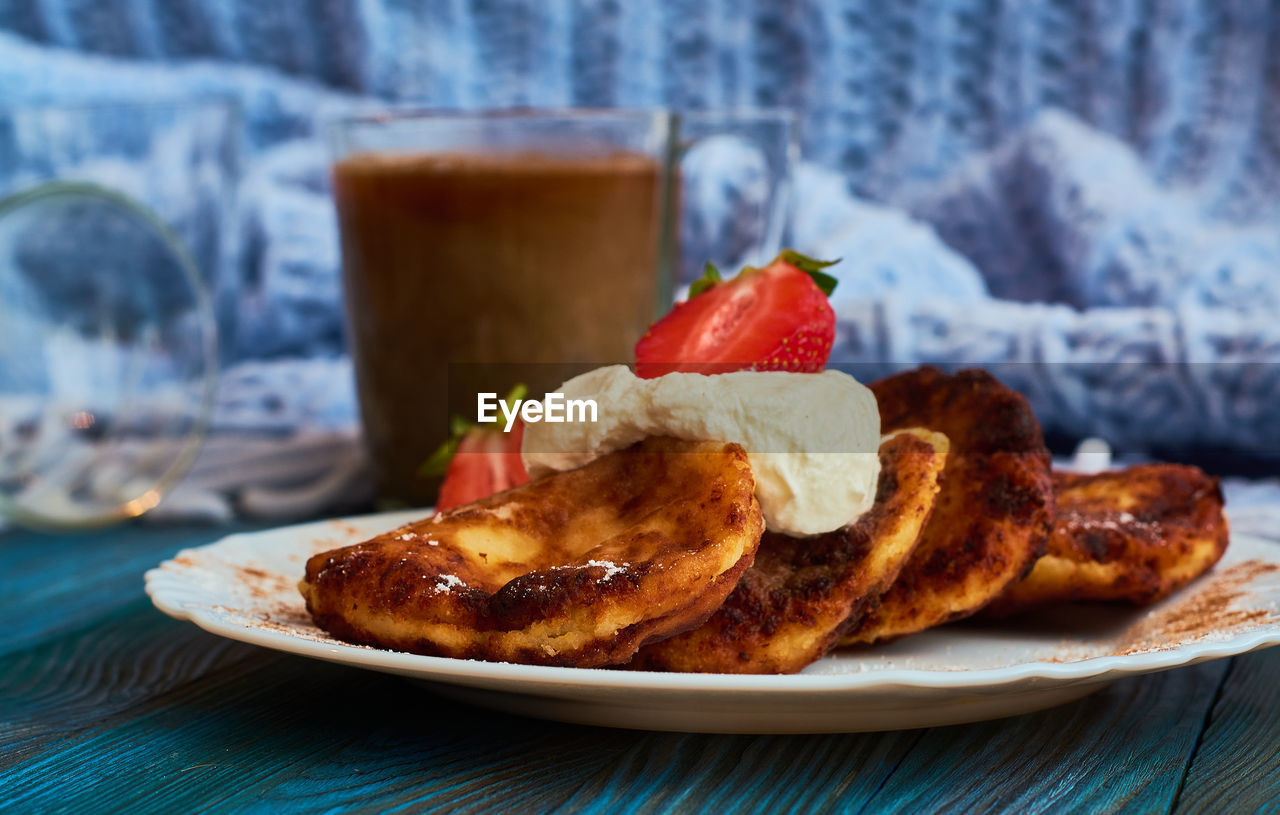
436, 420, 529, 511
634, 257, 835, 378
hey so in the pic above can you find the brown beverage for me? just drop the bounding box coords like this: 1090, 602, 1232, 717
332, 151, 666, 505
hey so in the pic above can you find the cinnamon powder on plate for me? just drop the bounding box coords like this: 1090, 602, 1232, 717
1111, 560, 1280, 656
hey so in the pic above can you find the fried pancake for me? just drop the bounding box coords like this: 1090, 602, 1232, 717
985, 464, 1229, 615
840, 367, 1055, 645
299, 437, 764, 667
631, 428, 948, 674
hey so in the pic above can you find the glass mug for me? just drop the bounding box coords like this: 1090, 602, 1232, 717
327, 108, 796, 505
0, 99, 235, 530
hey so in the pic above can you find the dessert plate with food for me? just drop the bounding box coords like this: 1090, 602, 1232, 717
147, 252, 1280, 733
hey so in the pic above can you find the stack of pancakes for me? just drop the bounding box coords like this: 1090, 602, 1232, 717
299, 367, 1228, 674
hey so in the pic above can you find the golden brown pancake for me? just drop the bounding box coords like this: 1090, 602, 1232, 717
631, 428, 948, 674
985, 464, 1229, 615
299, 436, 763, 667
840, 367, 1055, 646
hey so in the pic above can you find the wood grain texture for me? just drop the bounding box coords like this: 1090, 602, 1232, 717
3, 650, 357, 811
862, 662, 1231, 814
227, 679, 642, 814
543, 729, 921, 814
2, 640, 637, 814
1174, 646, 1280, 814
0, 523, 254, 657
0, 603, 257, 769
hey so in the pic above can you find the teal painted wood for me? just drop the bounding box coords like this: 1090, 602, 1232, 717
227, 679, 643, 814
1174, 646, 1280, 814
542, 728, 922, 814
863, 662, 1231, 814
1, 619, 634, 813
0, 522, 254, 657
2, 523, 1279, 814
5, 651, 361, 811
0, 604, 257, 768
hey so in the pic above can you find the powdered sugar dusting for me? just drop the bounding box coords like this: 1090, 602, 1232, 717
434, 573, 465, 594
586, 559, 628, 580
1064, 510, 1159, 535
486, 504, 519, 521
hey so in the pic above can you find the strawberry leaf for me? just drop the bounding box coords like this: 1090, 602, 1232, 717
689, 262, 722, 298
778, 249, 840, 296
803, 269, 838, 297
449, 414, 471, 438
419, 432, 462, 477
501, 382, 528, 413
779, 249, 839, 272
419, 382, 529, 477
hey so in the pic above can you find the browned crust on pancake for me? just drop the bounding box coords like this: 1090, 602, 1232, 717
986, 464, 1229, 615
841, 367, 1055, 645
631, 429, 947, 673
299, 437, 764, 667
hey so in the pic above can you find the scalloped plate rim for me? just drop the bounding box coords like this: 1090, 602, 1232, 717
144, 509, 1280, 697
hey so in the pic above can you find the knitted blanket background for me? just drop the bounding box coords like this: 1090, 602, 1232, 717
2, 0, 1279, 473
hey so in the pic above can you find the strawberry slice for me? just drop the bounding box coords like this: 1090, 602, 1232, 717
420, 385, 531, 511
436, 420, 528, 512
634, 250, 839, 378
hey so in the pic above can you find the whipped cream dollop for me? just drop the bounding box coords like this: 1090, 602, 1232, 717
521, 365, 881, 536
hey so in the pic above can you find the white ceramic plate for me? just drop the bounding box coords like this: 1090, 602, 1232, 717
146, 510, 1280, 734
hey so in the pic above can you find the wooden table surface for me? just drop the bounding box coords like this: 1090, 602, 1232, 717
3, 521, 1278, 814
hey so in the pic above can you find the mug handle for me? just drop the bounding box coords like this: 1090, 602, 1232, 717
0, 181, 218, 530
672, 109, 800, 290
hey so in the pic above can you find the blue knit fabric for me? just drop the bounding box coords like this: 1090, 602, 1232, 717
1, 1, 1279, 459
908, 110, 1280, 313
4, 1, 1279, 219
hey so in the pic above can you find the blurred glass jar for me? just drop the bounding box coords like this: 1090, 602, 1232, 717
0, 99, 239, 529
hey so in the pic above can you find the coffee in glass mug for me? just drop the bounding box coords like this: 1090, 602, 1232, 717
329, 108, 795, 506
